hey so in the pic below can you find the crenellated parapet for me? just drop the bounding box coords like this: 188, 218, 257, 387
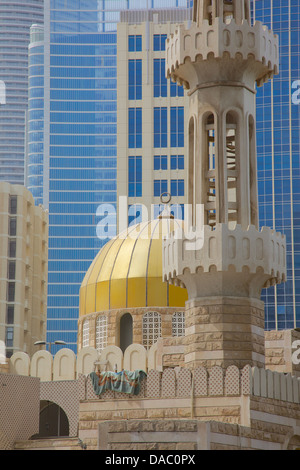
163, 224, 286, 299
166, 18, 279, 91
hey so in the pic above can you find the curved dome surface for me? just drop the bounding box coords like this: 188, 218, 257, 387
79, 217, 188, 316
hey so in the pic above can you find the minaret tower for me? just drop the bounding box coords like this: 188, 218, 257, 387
163, 0, 286, 370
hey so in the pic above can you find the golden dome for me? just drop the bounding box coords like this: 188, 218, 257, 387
79, 217, 188, 316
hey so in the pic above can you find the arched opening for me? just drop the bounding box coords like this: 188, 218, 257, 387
226, 111, 239, 228
188, 116, 195, 224
249, 114, 258, 227
33, 400, 69, 439
204, 112, 216, 227
120, 313, 133, 353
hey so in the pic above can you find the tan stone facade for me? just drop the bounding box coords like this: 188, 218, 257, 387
0, 182, 48, 357
184, 297, 265, 370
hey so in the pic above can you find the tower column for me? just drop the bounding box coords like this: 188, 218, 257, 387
164, 1, 285, 370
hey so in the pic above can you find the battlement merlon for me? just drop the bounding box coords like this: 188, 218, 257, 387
162, 224, 286, 300
165, 19, 279, 92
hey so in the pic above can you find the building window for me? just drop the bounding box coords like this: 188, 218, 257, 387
6, 305, 14, 325
7, 282, 15, 302
154, 155, 168, 170
171, 154, 184, 170
128, 59, 142, 100
172, 311, 185, 337
120, 313, 133, 353
9, 196, 17, 214
154, 107, 167, 148
128, 34, 142, 52
5, 327, 14, 348
170, 204, 184, 220
142, 311, 161, 350
128, 156, 142, 197
153, 59, 167, 98
128, 108, 142, 148
170, 107, 184, 148
82, 319, 89, 348
128, 204, 143, 226
170, 80, 184, 97
171, 179, 184, 197
154, 179, 168, 197
96, 315, 107, 353
8, 261, 16, 280
153, 34, 167, 51
9, 218, 17, 236
9, 240, 16, 258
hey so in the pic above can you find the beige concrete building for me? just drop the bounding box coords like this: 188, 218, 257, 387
117, 9, 190, 227
0, 182, 48, 357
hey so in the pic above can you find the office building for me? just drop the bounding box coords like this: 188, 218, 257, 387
0, 0, 44, 185
27, 0, 190, 354
253, 1, 300, 330
0, 182, 48, 358
117, 9, 190, 228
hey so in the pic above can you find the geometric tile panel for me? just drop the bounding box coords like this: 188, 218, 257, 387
224, 365, 240, 396
161, 368, 176, 398
40, 380, 80, 437
177, 368, 192, 397
146, 370, 161, 398
208, 366, 223, 396
193, 367, 208, 396
0, 373, 40, 450
241, 365, 252, 395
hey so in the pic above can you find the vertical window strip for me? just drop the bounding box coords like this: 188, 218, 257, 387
82, 319, 89, 348
128, 155, 142, 197
172, 311, 185, 337
142, 311, 161, 350
96, 315, 107, 352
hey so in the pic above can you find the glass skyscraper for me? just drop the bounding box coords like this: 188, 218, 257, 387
0, 0, 44, 185
28, 0, 190, 354
253, 1, 300, 330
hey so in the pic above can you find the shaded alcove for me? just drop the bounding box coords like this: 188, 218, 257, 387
120, 313, 133, 353
33, 400, 69, 439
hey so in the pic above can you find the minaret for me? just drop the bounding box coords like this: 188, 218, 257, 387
163, 0, 286, 370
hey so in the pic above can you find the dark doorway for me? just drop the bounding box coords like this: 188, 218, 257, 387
120, 313, 133, 353
37, 400, 69, 438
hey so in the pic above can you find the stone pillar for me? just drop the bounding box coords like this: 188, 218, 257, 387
184, 296, 265, 370
163, 0, 285, 371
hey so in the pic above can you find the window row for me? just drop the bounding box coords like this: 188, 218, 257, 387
154, 154, 185, 170
154, 179, 185, 197
82, 311, 185, 351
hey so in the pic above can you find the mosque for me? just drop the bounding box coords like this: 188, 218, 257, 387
1, 0, 300, 451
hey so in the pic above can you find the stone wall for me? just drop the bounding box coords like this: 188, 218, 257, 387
0, 373, 40, 450
265, 329, 300, 377
94, 417, 300, 451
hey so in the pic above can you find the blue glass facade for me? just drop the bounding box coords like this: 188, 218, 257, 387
27, 0, 189, 354
253, 0, 300, 329
0, 1, 44, 185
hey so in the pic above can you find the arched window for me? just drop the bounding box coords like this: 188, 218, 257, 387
226, 111, 239, 227
204, 113, 216, 227
120, 313, 133, 353
172, 311, 185, 337
82, 319, 89, 348
36, 400, 69, 438
96, 315, 107, 352
142, 311, 161, 350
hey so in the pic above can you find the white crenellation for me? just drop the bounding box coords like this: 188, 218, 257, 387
8, 349, 300, 405
166, 19, 279, 90
162, 223, 286, 295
